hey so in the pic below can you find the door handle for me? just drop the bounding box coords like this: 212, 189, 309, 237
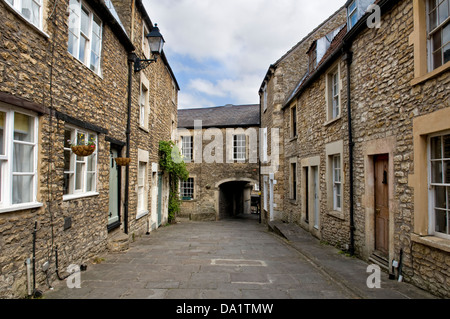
376, 209, 381, 214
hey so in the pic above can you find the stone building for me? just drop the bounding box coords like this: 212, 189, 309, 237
276, 0, 450, 298
0, 0, 178, 298
258, 6, 347, 223
177, 104, 260, 221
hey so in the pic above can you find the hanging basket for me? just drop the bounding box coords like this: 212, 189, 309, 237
71, 145, 96, 157
115, 157, 131, 166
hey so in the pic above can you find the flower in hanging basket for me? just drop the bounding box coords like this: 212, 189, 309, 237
115, 157, 131, 166
69, 134, 97, 157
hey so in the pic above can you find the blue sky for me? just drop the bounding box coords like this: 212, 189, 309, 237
143, 0, 347, 109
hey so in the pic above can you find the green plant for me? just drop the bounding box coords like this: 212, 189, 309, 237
159, 141, 189, 223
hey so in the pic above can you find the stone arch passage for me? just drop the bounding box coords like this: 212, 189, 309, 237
215, 178, 258, 220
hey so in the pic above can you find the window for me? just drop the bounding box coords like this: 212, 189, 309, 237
233, 134, 246, 161
68, 0, 103, 74
262, 84, 268, 112
63, 127, 97, 197
140, 81, 149, 128
0, 108, 39, 210
308, 42, 317, 72
429, 132, 450, 237
5, 0, 42, 30
290, 105, 297, 138
181, 136, 193, 162
261, 128, 268, 163
142, 23, 150, 58
180, 178, 194, 200
290, 162, 297, 200
137, 161, 147, 213
332, 155, 342, 211
327, 66, 340, 121
348, 0, 358, 29
427, 0, 450, 70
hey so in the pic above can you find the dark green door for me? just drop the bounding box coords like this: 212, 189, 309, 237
108, 148, 120, 228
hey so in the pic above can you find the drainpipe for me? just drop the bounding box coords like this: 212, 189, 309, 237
124, 53, 135, 234
343, 48, 355, 256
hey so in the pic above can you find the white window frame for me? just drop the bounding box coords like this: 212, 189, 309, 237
332, 154, 342, 211
326, 65, 341, 122
5, 0, 43, 30
0, 106, 41, 213
142, 22, 150, 58
261, 127, 268, 163
137, 161, 148, 216
348, 0, 358, 29
428, 130, 450, 239
426, 0, 450, 71
233, 134, 246, 161
140, 78, 149, 129
181, 136, 193, 162
180, 177, 194, 200
290, 105, 297, 138
63, 126, 98, 200
67, 0, 103, 75
262, 84, 268, 112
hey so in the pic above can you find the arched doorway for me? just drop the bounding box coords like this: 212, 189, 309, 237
215, 178, 258, 220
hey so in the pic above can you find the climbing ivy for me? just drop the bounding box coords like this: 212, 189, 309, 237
159, 141, 189, 223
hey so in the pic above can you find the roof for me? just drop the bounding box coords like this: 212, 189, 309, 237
178, 104, 260, 129
283, 24, 348, 108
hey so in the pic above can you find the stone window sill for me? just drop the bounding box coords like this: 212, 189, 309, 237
411, 61, 450, 86
327, 209, 344, 220
139, 125, 149, 133
323, 116, 342, 127
0, 202, 43, 214
63, 192, 99, 202
411, 233, 450, 253
136, 210, 149, 220
289, 136, 298, 142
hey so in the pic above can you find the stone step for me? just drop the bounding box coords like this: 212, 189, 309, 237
107, 233, 129, 253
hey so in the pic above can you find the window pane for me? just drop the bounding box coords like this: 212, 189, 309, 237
444, 160, 450, 183
444, 134, 450, 158
444, 22, 450, 44
0, 112, 5, 155
92, 15, 101, 37
63, 173, 72, 195
12, 175, 33, 204
433, 29, 442, 51
431, 136, 442, 159
86, 172, 95, 192
87, 154, 96, 171
431, 161, 443, 183
90, 52, 99, 73
435, 209, 448, 233
444, 43, 450, 64
81, 6, 89, 35
21, 0, 32, 20
14, 113, 34, 142
64, 150, 71, 171
13, 143, 34, 172
435, 186, 447, 208
68, 31, 78, 57
438, 0, 449, 25
76, 162, 84, 190
77, 131, 86, 145
31, 0, 40, 26
79, 36, 87, 63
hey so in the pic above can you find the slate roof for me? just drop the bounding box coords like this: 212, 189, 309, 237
178, 104, 260, 129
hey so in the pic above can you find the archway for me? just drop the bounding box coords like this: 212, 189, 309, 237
215, 178, 258, 220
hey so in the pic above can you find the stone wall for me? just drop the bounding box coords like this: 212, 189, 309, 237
260, 7, 347, 223
0, 0, 177, 298
348, 0, 450, 298
179, 127, 259, 220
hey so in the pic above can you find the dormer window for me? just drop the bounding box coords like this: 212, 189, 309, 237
308, 41, 317, 72
348, 0, 358, 29
347, 0, 376, 30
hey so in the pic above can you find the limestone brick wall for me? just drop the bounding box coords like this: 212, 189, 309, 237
260, 7, 347, 223
179, 127, 259, 220
0, 0, 177, 298
282, 58, 351, 249
349, 0, 450, 298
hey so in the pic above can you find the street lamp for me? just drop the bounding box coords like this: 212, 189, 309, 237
134, 24, 165, 72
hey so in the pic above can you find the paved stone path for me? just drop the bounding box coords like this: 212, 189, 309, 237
43, 216, 436, 299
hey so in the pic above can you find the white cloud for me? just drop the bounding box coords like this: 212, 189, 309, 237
143, 0, 347, 108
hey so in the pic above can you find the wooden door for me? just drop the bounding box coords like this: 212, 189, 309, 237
374, 155, 389, 257
312, 166, 319, 230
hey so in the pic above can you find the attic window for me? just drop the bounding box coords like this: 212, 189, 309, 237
348, 0, 358, 29
308, 42, 317, 72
